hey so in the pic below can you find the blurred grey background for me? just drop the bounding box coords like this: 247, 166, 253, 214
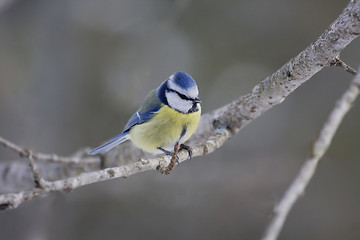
1, 0, 360, 239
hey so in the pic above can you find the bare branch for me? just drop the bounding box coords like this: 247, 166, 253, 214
0, 136, 28, 157
0, 1, 360, 210
203, 1, 360, 140
27, 152, 50, 189
0, 136, 99, 165
261, 67, 360, 240
0, 0, 16, 14
0, 126, 229, 209
331, 56, 358, 75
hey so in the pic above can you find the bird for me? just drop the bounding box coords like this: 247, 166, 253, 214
88, 72, 201, 157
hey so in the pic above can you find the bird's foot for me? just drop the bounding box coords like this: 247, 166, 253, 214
179, 144, 193, 159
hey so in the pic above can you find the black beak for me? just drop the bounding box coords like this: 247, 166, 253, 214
188, 97, 201, 113
193, 97, 201, 103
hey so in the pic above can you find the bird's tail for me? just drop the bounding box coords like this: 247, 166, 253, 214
88, 132, 129, 155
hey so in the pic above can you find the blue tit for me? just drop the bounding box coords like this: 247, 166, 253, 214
89, 71, 201, 155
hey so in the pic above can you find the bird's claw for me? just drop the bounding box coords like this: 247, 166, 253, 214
179, 144, 193, 159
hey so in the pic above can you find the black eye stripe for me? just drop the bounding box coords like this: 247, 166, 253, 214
168, 89, 191, 101
177, 92, 189, 100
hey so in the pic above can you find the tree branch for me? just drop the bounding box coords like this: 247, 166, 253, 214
330, 56, 358, 75
0, 125, 229, 210
0, 1, 359, 210
0, 0, 16, 14
261, 67, 360, 240
0, 136, 99, 165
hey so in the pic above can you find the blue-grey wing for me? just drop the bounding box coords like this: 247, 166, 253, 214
122, 105, 161, 132
123, 89, 162, 132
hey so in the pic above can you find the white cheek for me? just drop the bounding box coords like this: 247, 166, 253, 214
166, 92, 192, 113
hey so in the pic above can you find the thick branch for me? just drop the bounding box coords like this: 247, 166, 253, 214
211, 1, 360, 133
261, 67, 360, 240
0, 1, 359, 210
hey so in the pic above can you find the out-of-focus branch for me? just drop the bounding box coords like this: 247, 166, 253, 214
261, 67, 360, 240
0, 0, 16, 14
0, 136, 99, 165
0, 1, 359, 210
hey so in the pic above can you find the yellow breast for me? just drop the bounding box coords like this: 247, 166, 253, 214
129, 104, 201, 153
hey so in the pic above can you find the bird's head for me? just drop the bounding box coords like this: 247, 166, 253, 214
157, 72, 201, 114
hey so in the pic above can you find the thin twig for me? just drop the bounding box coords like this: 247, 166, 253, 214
27, 151, 50, 189
331, 56, 358, 75
0, 136, 99, 164
261, 68, 360, 240
0, 136, 28, 156
0, 0, 15, 14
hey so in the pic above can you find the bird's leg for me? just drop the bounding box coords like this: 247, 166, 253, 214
157, 126, 187, 174
157, 147, 174, 156
157, 141, 179, 175
157, 147, 180, 164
